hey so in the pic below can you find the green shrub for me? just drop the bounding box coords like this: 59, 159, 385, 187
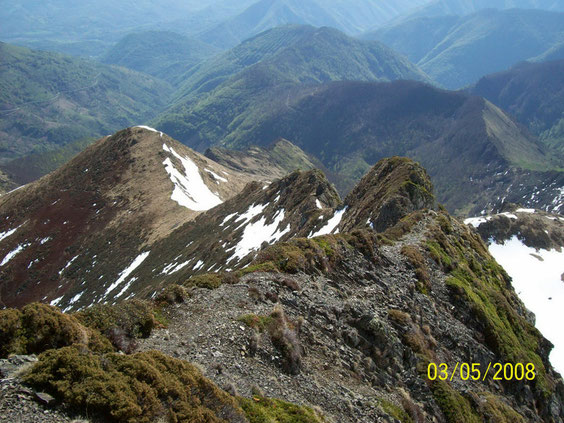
182, 273, 223, 289
238, 314, 273, 332
379, 398, 413, 423
155, 284, 189, 306
24, 346, 246, 423
431, 380, 480, 423
76, 300, 156, 340
239, 395, 325, 423
0, 303, 111, 358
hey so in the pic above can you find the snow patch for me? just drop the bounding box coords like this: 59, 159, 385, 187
68, 292, 83, 305
205, 168, 228, 183
516, 208, 536, 214
59, 255, 79, 275
39, 237, 51, 245
193, 260, 204, 271
105, 252, 150, 297
0, 244, 28, 266
229, 209, 290, 263
235, 203, 267, 227
50, 296, 64, 307
489, 237, 564, 373
309, 208, 347, 238
162, 144, 222, 211
162, 260, 191, 275
315, 199, 323, 209
0, 225, 22, 243
221, 213, 238, 226
116, 277, 137, 298
464, 216, 491, 228
135, 125, 163, 137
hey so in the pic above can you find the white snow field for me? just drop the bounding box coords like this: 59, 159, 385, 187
488, 237, 564, 374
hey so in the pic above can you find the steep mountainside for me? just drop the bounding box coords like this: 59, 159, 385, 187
1, 153, 563, 422
0, 170, 17, 195
0, 127, 259, 309
157, 79, 563, 215
0, 42, 173, 163
101, 31, 221, 84
365, 8, 564, 89
470, 59, 564, 157
169, 25, 429, 109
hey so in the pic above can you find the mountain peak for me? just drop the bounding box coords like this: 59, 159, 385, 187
339, 157, 436, 233
0, 127, 257, 308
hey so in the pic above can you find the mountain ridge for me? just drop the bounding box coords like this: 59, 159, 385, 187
156, 77, 563, 215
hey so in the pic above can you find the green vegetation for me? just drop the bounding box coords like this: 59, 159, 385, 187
479, 393, 526, 423
239, 306, 303, 375
155, 25, 429, 151
76, 300, 157, 340
24, 346, 246, 423
0, 41, 173, 162
0, 303, 111, 358
472, 59, 564, 162
101, 31, 220, 84
238, 314, 273, 332
430, 380, 480, 423
154, 284, 190, 306
378, 398, 413, 423
245, 231, 378, 276
239, 395, 324, 423
0, 137, 95, 184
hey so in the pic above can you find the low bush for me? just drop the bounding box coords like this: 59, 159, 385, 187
268, 305, 303, 375
76, 300, 156, 352
401, 245, 431, 293
239, 395, 325, 423
155, 284, 189, 306
24, 346, 247, 423
0, 303, 111, 358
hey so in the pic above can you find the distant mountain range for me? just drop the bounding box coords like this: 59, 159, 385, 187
0, 42, 173, 163
196, 0, 431, 48
402, 0, 564, 20
149, 25, 562, 215
157, 25, 430, 140
366, 8, 564, 88
101, 31, 221, 84
470, 59, 564, 157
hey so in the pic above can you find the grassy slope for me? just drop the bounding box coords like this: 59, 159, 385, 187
0, 42, 173, 162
